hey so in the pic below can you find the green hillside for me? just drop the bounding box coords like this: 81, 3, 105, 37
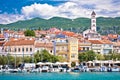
0, 17, 120, 34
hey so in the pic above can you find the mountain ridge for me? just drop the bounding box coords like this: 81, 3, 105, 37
0, 17, 120, 34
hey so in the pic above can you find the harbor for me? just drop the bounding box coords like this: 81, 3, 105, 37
0, 60, 120, 73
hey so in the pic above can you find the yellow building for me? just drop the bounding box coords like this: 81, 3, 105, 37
55, 37, 78, 65
68, 38, 78, 64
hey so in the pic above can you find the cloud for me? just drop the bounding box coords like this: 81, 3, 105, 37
0, 0, 120, 24
21, 0, 120, 19
0, 13, 24, 24
21, 2, 90, 19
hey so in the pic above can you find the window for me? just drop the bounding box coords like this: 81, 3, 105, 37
14, 48, 17, 52
26, 48, 28, 52
18, 48, 20, 52
50, 50, 52, 53
71, 54, 76, 58
9, 48, 11, 52
93, 24, 95, 26
30, 48, 32, 52
109, 45, 112, 47
87, 47, 89, 50
93, 20, 95, 22
22, 48, 24, 52
83, 47, 85, 51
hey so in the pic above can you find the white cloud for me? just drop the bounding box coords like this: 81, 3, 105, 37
21, 2, 91, 19
0, 0, 120, 24
0, 13, 24, 24
21, 0, 120, 19
22, 3, 57, 19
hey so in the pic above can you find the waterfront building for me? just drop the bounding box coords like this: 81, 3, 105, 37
78, 39, 91, 52
55, 38, 68, 59
3, 38, 35, 56
89, 40, 102, 54
113, 42, 120, 53
55, 37, 78, 65
101, 40, 113, 54
68, 37, 78, 64
89, 40, 113, 54
35, 39, 53, 55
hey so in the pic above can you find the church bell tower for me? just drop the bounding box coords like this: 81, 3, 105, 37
91, 11, 96, 32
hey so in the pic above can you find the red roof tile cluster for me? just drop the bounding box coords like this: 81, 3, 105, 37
89, 40, 103, 44
101, 40, 112, 44
62, 31, 75, 36
4, 38, 35, 46
101, 36, 109, 40
108, 34, 118, 39
35, 42, 53, 48
89, 40, 112, 44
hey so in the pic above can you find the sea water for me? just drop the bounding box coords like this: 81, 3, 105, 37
0, 72, 120, 80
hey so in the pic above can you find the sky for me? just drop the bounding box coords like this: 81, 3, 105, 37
0, 0, 120, 24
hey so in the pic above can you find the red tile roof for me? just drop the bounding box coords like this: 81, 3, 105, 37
101, 40, 112, 44
89, 40, 103, 44
35, 42, 53, 48
62, 31, 75, 37
89, 40, 112, 44
4, 38, 35, 46
108, 34, 118, 39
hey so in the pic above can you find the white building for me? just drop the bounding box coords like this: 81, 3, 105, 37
89, 40, 113, 54
83, 11, 101, 40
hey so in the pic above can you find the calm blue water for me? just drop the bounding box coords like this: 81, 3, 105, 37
0, 72, 120, 80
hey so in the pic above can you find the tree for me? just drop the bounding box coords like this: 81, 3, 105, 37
78, 50, 96, 62
57, 56, 66, 62
38, 27, 42, 30
34, 49, 59, 63
96, 54, 105, 60
24, 30, 35, 36
71, 62, 76, 67
24, 56, 32, 63
78, 52, 88, 62
86, 50, 96, 61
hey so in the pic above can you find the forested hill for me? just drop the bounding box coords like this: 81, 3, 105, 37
0, 17, 120, 34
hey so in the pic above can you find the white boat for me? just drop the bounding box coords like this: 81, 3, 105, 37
9, 69, 19, 73
111, 65, 120, 72
30, 68, 39, 73
100, 66, 107, 72
41, 66, 49, 72
83, 66, 89, 72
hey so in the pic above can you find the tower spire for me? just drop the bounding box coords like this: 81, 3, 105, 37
91, 11, 96, 32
